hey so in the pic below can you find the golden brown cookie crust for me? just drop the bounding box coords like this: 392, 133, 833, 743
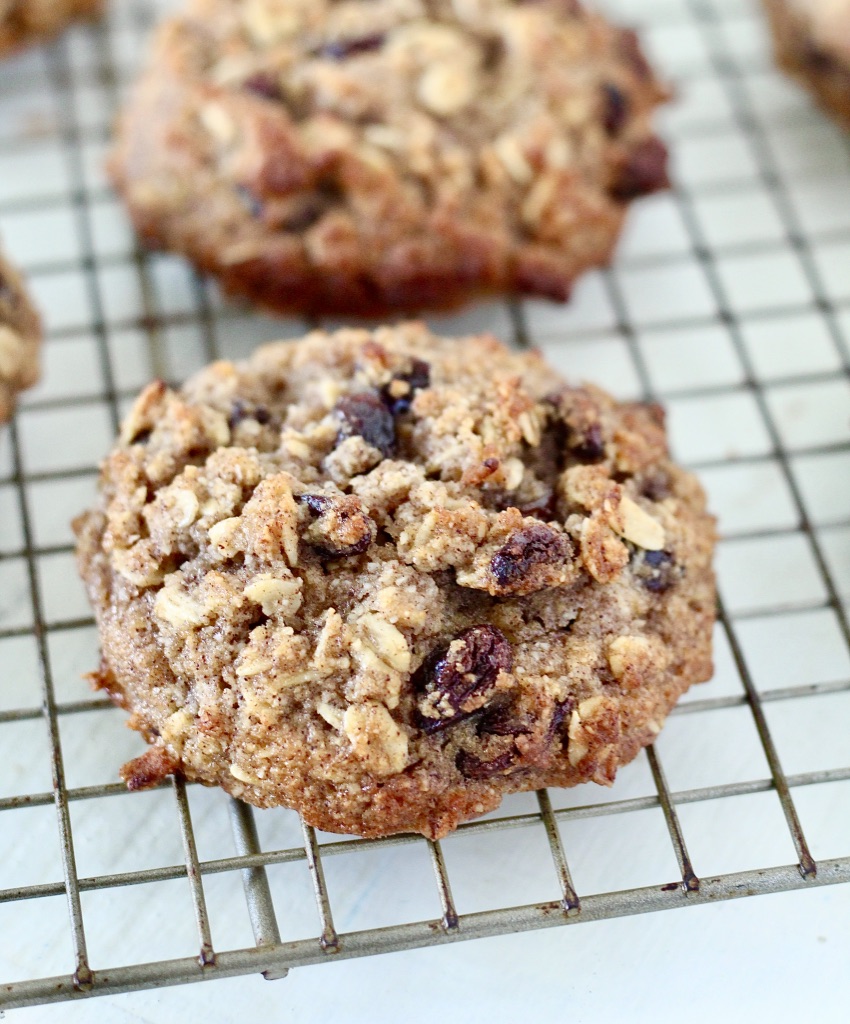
764, 0, 850, 129
0, 0, 103, 57
75, 324, 716, 839
0, 245, 41, 423
108, 0, 670, 317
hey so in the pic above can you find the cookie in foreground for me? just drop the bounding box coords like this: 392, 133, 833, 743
0, 243, 41, 423
763, 0, 850, 128
74, 324, 716, 839
108, 0, 670, 317
0, 0, 103, 57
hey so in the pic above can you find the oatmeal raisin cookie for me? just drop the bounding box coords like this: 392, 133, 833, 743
75, 324, 716, 839
109, 0, 670, 316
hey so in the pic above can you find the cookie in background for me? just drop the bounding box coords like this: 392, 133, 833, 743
109, 0, 670, 317
763, 0, 850, 128
0, 0, 104, 57
0, 242, 41, 423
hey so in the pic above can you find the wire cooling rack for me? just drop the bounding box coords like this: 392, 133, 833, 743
1, 0, 849, 1010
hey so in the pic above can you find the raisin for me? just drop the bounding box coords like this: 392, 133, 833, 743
517, 489, 558, 522
641, 470, 671, 502
334, 393, 395, 456
481, 34, 505, 71
803, 40, 835, 73
319, 33, 385, 60
415, 625, 513, 734
242, 72, 282, 101
229, 399, 272, 428
456, 747, 518, 780
490, 524, 573, 594
281, 199, 326, 233
570, 421, 605, 463
544, 390, 606, 465
611, 137, 670, 201
457, 697, 574, 778
298, 494, 331, 516
314, 523, 373, 559
602, 82, 629, 135
298, 494, 375, 558
488, 486, 556, 520
633, 548, 680, 593
547, 697, 574, 739
478, 700, 532, 738
380, 358, 431, 415
481, 695, 572, 741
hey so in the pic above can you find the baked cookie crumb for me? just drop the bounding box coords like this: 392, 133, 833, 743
75, 324, 717, 839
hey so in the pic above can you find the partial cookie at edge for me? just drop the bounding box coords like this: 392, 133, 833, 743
0, 244, 41, 423
763, 0, 850, 128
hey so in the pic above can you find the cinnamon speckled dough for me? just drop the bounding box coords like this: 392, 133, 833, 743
0, 0, 103, 56
764, 0, 850, 127
74, 324, 716, 839
0, 244, 41, 422
108, 0, 670, 317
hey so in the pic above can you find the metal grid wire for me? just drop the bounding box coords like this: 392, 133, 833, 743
1, 0, 850, 1009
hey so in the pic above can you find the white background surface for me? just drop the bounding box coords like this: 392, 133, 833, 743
11, 888, 850, 1024
1, 0, 850, 1020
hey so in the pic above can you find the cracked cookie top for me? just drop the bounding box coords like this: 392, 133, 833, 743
109, 0, 670, 316
75, 324, 716, 838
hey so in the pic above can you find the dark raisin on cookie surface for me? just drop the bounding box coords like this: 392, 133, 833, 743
0, 244, 41, 423
74, 324, 717, 839
108, 0, 670, 317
